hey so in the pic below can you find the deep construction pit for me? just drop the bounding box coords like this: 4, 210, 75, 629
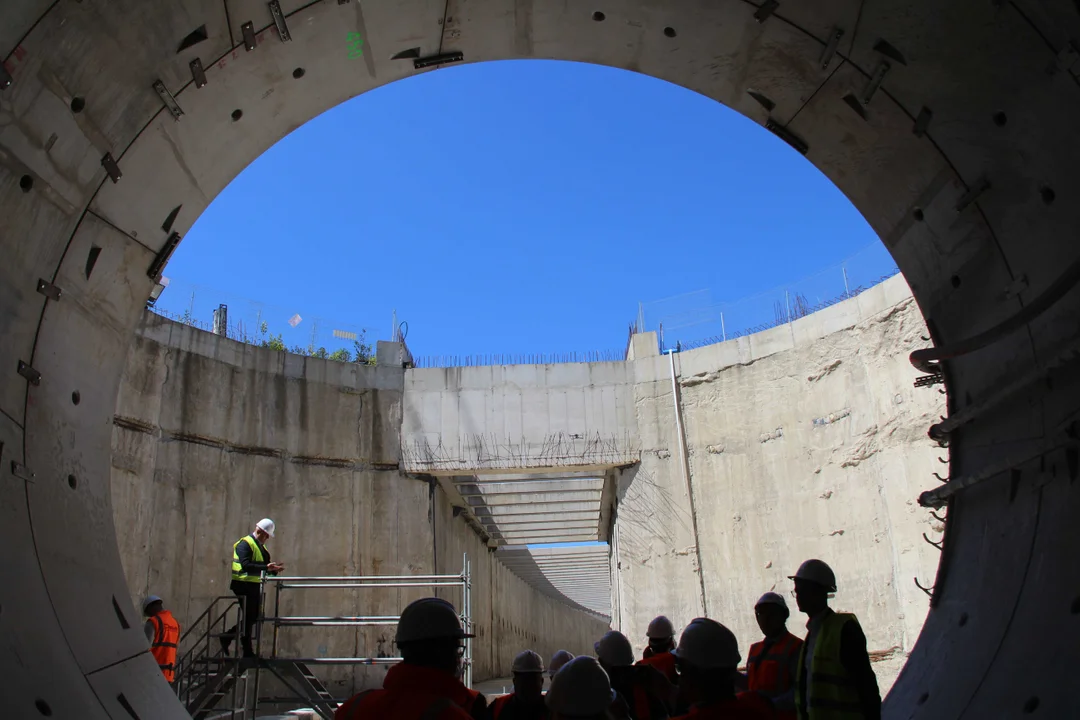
111, 273, 944, 705
2, 1, 1080, 718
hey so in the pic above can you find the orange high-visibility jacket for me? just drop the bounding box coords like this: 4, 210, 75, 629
149, 610, 180, 683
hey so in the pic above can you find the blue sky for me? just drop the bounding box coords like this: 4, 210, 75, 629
159, 59, 892, 359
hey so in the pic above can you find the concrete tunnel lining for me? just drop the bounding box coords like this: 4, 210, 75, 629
2, 0, 1079, 717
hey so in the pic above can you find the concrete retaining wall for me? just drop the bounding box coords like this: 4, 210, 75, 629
112, 274, 943, 697
399, 275, 944, 692
110, 313, 607, 697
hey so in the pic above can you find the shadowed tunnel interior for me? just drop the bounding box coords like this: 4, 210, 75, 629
2, 0, 1079, 717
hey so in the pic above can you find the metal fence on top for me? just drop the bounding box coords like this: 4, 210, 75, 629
147, 277, 381, 363
639, 241, 900, 353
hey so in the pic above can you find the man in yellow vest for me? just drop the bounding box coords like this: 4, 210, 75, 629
789, 559, 880, 720
223, 518, 284, 658
143, 595, 180, 683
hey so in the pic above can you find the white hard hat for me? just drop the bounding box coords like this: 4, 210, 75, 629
395, 597, 474, 645
142, 595, 163, 612
594, 630, 635, 667
546, 656, 617, 715
548, 650, 574, 678
646, 615, 675, 639
512, 649, 545, 674
755, 592, 788, 610
672, 618, 741, 669
255, 518, 275, 538
789, 559, 837, 592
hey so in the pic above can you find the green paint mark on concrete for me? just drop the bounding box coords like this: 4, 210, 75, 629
347, 32, 364, 58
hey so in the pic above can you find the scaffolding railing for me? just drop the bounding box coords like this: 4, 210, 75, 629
262, 553, 474, 689
172, 595, 250, 718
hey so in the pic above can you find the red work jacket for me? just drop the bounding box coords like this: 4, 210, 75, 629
638, 650, 678, 684
335, 663, 478, 719
747, 632, 802, 720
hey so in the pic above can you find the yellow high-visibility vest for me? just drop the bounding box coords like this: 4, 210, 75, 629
231, 535, 264, 583
796, 613, 864, 720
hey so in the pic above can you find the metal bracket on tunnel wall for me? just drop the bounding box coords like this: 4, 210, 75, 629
36, 279, 62, 301
10, 460, 35, 482
17, 360, 41, 386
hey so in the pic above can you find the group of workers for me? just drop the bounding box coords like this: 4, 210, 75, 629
137, 517, 282, 682
142, 518, 882, 720
333, 555, 881, 720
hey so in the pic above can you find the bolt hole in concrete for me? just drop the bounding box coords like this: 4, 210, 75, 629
951, 274, 961, 288
993, 111, 1008, 127
67, 474, 77, 489
231, 108, 243, 121
1071, 596, 1080, 614
1040, 186, 1056, 205
959, 611, 968, 626
19, 174, 33, 192
70, 96, 85, 113
71, 390, 80, 405
912, 207, 924, 222
664, 26, 677, 37
1024, 697, 1040, 714
592, 11, 605, 21
917, 692, 929, 705
293, 67, 305, 79
34, 699, 52, 716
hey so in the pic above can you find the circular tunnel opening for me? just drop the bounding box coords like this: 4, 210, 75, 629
2, 2, 1076, 718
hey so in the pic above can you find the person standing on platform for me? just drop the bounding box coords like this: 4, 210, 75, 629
222, 517, 283, 658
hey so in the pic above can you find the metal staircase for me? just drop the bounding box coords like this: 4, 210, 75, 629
170, 557, 473, 718
172, 596, 251, 719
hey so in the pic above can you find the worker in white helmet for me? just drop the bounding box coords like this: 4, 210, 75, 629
740, 592, 803, 720
595, 630, 673, 719
789, 559, 880, 720
335, 597, 483, 719
637, 615, 678, 683
668, 618, 772, 719
546, 656, 617, 720
223, 518, 283, 658
487, 650, 548, 719
548, 650, 574, 680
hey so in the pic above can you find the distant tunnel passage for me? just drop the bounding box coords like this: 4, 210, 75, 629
2, 0, 1079, 718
